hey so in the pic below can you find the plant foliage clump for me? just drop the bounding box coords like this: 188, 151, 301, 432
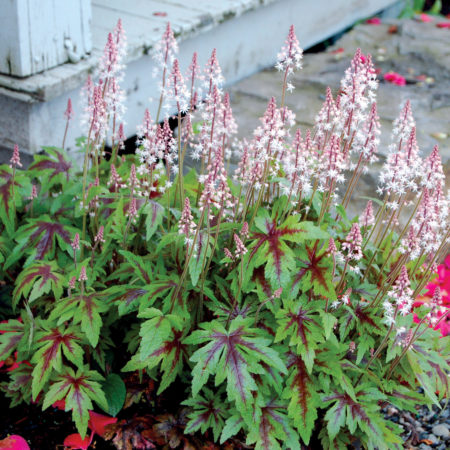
0, 19, 449, 449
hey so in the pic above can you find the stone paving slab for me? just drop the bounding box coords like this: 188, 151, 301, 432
229, 18, 450, 214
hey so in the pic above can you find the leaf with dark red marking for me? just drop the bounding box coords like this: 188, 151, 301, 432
0, 169, 19, 216
283, 353, 318, 444
28, 148, 72, 187
185, 318, 286, 408
249, 210, 328, 287
13, 261, 64, 306
43, 366, 107, 438
108, 285, 152, 316
118, 250, 152, 284
0, 319, 25, 361
183, 388, 227, 441
293, 244, 336, 299
322, 387, 384, 440
275, 299, 322, 363
50, 292, 109, 347
123, 308, 186, 393
247, 398, 300, 450
0, 168, 30, 236
31, 324, 84, 399
8, 216, 76, 265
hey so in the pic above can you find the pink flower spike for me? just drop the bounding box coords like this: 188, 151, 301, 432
64, 98, 74, 120
224, 248, 234, 261
366, 17, 381, 25
178, 197, 195, 244
342, 223, 363, 261
95, 226, 105, 243
128, 197, 138, 219
69, 276, 76, 289
71, 233, 80, 251
233, 233, 248, 258
63, 432, 93, 450
10, 144, 22, 168
78, 266, 88, 282
28, 184, 38, 200
360, 200, 375, 228
431, 286, 442, 307
276, 24, 303, 75
240, 222, 249, 241
328, 237, 337, 254
117, 123, 126, 149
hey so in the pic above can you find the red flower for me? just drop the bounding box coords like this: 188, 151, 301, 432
384, 72, 406, 86
419, 13, 433, 23
366, 17, 381, 25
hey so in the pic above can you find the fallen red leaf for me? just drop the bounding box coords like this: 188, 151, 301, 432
388, 24, 398, 34
63, 433, 93, 450
436, 22, 450, 28
153, 11, 167, 17
88, 411, 118, 437
53, 399, 66, 410
0, 435, 30, 450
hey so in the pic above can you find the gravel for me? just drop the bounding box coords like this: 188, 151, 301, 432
385, 399, 450, 449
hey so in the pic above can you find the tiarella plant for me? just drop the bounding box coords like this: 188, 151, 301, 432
0, 20, 449, 449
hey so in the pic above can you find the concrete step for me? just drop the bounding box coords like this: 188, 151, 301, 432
0, 0, 401, 159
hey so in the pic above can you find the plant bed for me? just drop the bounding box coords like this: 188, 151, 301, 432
0, 19, 449, 450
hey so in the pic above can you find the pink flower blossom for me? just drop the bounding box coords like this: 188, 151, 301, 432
233, 233, 248, 258
384, 72, 406, 86
178, 197, 196, 246
117, 123, 126, 150
366, 17, 381, 25
10, 144, 22, 168
152, 22, 178, 79
28, 184, 38, 200
360, 200, 375, 228
240, 222, 249, 241
95, 226, 105, 243
71, 233, 80, 251
387, 265, 413, 317
78, 266, 88, 282
328, 237, 337, 254
64, 98, 74, 120
108, 164, 123, 190
275, 25, 303, 76
342, 223, 363, 261
203, 48, 224, 94
419, 13, 433, 23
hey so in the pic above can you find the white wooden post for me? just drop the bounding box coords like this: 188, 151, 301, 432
0, 0, 92, 77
